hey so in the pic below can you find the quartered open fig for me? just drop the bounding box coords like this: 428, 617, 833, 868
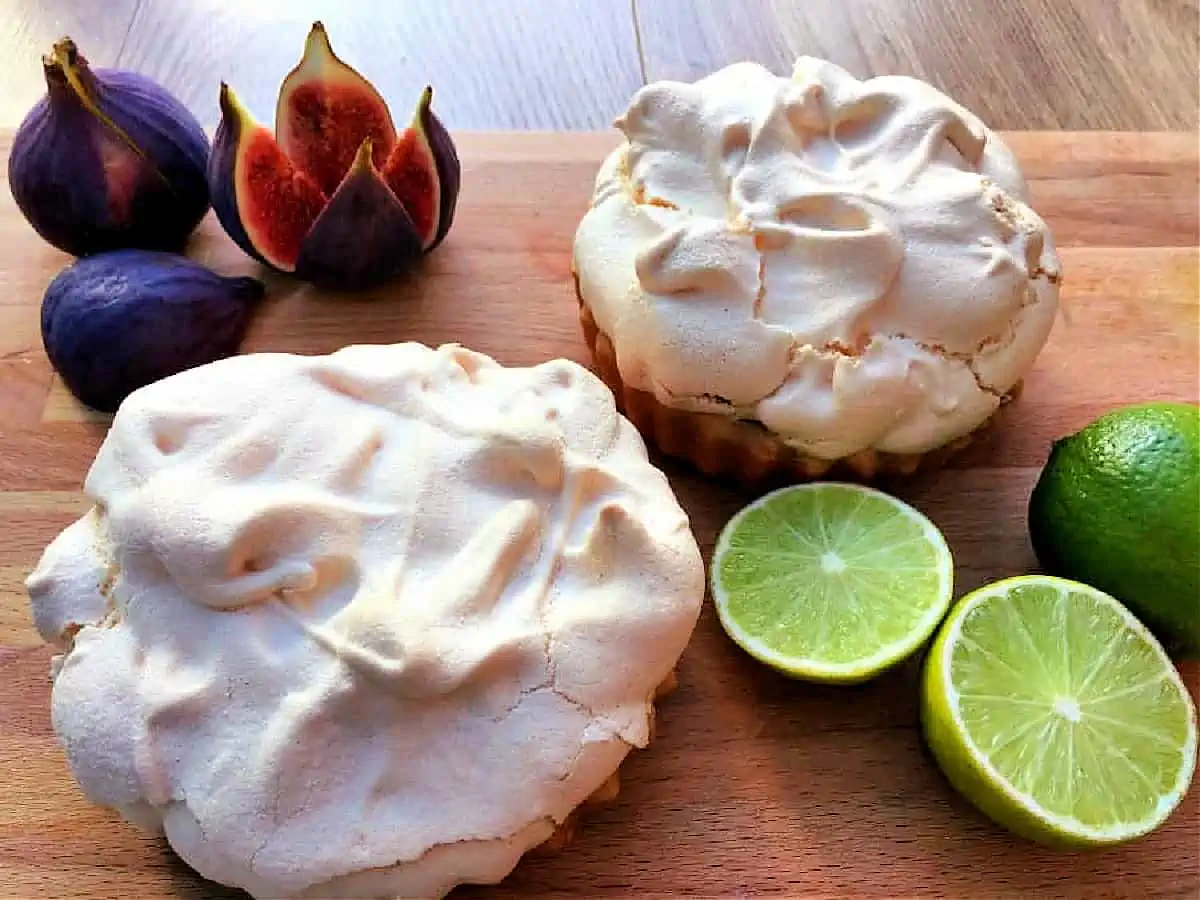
208, 22, 460, 291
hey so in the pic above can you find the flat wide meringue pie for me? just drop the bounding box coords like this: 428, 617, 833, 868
573, 57, 1062, 485
26, 342, 705, 900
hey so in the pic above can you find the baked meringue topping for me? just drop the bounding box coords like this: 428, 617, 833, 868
27, 343, 705, 899
574, 57, 1062, 459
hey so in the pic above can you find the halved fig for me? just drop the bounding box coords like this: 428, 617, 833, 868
383, 86, 461, 251
296, 140, 423, 290
209, 83, 327, 272
206, 22, 461, 291
275, 21, 397, 196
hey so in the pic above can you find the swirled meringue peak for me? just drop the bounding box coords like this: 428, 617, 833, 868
26, 342, 704, 899
574, 58, 1062, 459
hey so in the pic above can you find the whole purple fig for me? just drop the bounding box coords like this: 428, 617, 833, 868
9, 38, 211, 258
41, 250, 264, 413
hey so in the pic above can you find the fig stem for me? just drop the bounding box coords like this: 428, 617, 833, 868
218, 82, 253, 128
414, 85, 434, 123
51, 39, 101, 114
353, 138, 375, 171
46, 36, 157, 175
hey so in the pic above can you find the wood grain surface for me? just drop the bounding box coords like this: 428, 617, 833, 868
1, 0, 1198, 130
635, 0, 1200, 130
0, 129, 1197, 898
0, 0, 644, 132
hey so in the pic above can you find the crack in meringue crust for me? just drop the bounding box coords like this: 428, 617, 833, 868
26, 343, 705, 900
573, 57, 1062, 459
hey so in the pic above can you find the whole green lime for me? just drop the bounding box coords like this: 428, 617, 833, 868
1029, 402, 1200, 656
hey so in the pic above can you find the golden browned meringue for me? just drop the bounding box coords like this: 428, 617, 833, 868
574, 58, 1061, 460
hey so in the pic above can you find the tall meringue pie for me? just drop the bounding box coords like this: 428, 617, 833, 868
573, 58, 1062, 484
26, 343, 705, 899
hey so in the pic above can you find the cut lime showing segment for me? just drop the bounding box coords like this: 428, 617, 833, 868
921, 575, 1198, 846
711, 482, 954, 684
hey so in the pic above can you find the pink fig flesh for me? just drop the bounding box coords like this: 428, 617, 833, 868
213, 84, 327, 272
275, 22, 397, 197
382, 88, 439, 250
382, 86, 459, 251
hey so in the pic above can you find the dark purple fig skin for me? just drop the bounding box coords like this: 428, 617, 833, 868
295, 148, 423, 291
9, 45, 211, 258
419, 98, 461, 251
95, 68, 211, 235
41, 249, 264, 413
207, 84, 269, 269
9, 89, 110, 254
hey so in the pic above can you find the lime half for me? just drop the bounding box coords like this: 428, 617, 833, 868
711, 482, 954, 683
922, 575, 1198, 846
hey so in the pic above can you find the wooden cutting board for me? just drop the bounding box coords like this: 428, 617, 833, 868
0, 131, 1197, 900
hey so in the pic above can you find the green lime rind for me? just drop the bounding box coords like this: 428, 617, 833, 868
1028, 401, 1200, 657
921, 574, 1198, 847
712, 482, 955, 684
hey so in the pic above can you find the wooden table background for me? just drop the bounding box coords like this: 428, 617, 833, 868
0, 0, 1196, 132
0, 2, 1197, 899
0, 127, 1196, 900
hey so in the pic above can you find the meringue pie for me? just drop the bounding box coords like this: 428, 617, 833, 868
573, 57, 1061, 483
27, 342, 705, 899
